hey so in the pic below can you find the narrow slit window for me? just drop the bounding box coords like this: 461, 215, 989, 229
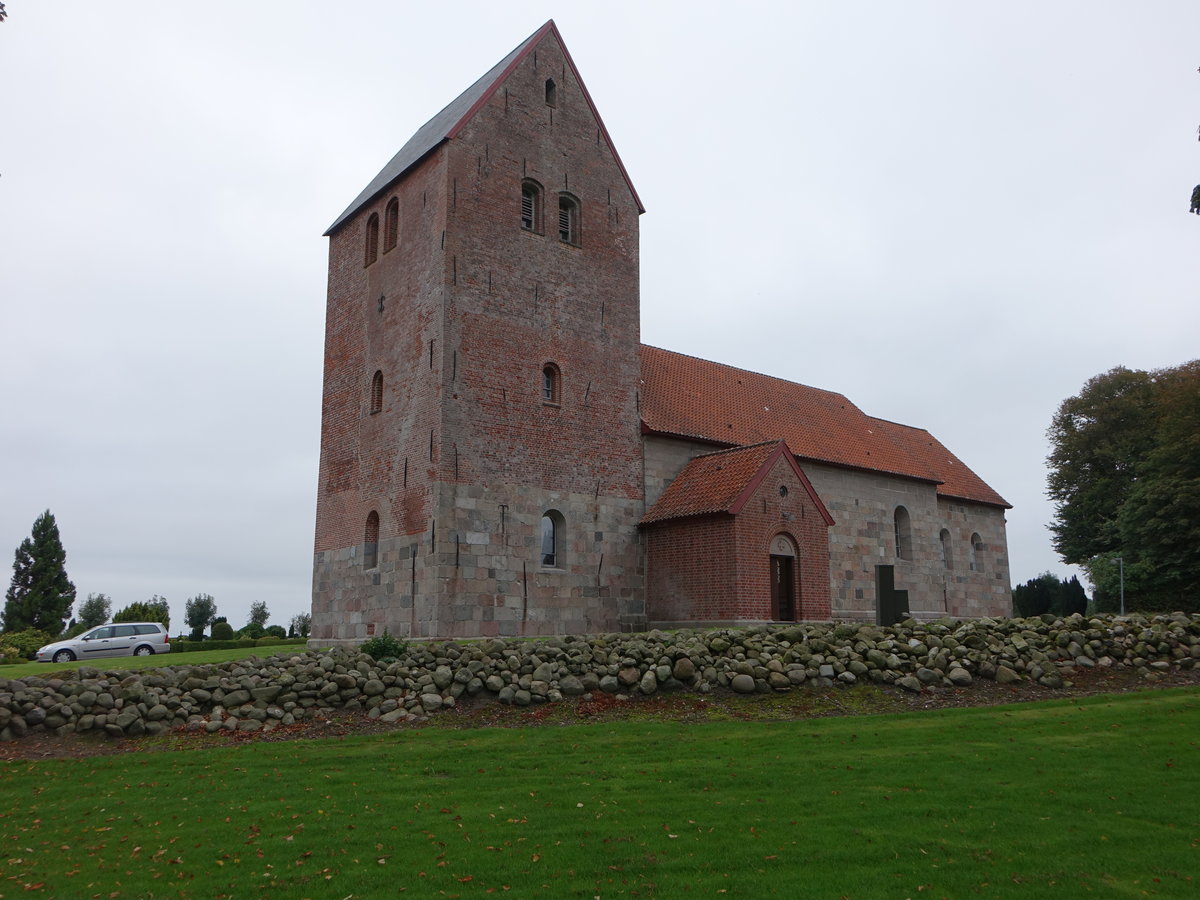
545, 78, 557, 107
540, 511, 564, 568
370, 370, 383, 414
364, 213, 379, 266
558, 194, 579, 244
970, 533, 983, 571
894, 506, 912, 561
939, 528, 953, 569
542, 363, 561, 405
383, 197, 399, 252
364, 511, 380, 569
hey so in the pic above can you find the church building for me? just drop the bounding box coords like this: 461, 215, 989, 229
310, 21, 1012, 644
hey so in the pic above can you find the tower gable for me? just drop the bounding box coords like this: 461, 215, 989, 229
326, 20, 642, 238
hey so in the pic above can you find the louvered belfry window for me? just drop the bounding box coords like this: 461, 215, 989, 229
521, 181, 541, 232
558, 194, 578, 244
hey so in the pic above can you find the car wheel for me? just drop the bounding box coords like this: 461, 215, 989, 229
134, 645, 155, 657
53, 649, 76, 663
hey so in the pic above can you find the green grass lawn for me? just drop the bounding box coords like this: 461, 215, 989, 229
1, 688, 1197, 898
1, 646, 309, 680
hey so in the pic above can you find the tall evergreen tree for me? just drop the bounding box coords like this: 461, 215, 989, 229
2, 510, 76, 634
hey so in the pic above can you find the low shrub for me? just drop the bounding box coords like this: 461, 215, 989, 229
210, 621, 234, 641
255, 636, 305, 647
0, 629, 56, 661
171, 638, 259, 653
359, 630, 407, 662
0, 645, 25, 665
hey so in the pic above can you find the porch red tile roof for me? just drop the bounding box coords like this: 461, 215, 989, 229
641, 441, 778, 525
641, 440, 836, 525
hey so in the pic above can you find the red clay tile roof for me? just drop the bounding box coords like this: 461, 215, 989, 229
867, 417, 1008, 507
642, 441, 835, 525
640, 345, 1010, 509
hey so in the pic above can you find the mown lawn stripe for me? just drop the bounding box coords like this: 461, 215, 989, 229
0, 687, 1196, 897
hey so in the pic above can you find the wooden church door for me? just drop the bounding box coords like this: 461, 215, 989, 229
770, 535, 798, 621
771, 556, 795, 621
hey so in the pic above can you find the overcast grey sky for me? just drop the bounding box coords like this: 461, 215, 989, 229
2, 1, 1197, 632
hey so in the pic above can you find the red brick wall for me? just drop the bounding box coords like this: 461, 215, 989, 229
644, 453, 831, 623
313, 29, 647, 641
438, 32, 643, 499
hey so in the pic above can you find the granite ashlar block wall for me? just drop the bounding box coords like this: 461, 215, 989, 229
645, 437, 1011, 623
804, 463, 1011, 621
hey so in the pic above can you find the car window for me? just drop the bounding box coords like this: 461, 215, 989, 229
112, 625, 136, 637
87, 626, 114, 640
135, 624, 162, 635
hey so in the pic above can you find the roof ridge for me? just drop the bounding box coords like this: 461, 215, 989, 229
641, 344, 851, 402
691, 440, 782, 459
868, 415, 930, 434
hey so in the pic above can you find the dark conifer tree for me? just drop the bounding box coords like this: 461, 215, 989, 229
2, 510, 76, 634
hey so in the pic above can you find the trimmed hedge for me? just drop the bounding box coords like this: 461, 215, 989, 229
169, 637, 307, 654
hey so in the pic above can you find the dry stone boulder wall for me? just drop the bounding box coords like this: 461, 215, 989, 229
0, 612, 1197, 743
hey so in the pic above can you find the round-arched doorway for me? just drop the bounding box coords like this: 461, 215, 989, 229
769, 533, 799, 622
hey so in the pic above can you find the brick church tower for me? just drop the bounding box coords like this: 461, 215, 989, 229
312, 22, 647, 641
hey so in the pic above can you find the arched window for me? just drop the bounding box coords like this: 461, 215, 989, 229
383, 197, 399, 252
370, 370, 383, 414
540, 510, 564, 568
364, 511, 380, 569
893, 506, 912, 561
364, 213, 379, 266
939, 528, 953, 569
542, 363, 561, 405
558, 193, 579, 244
521, 180, 543, 232
545, 77, 557, 107
970, 533, 984, 571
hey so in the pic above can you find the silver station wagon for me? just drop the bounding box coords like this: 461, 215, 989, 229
36, 623, 170, 663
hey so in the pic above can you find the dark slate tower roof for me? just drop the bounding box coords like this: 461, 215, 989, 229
325, 20, 643, 236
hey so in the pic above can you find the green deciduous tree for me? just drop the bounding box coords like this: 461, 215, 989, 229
76, 592, 112, 628
1047, 360, 1200, 610
2, 510, 76, 635
290, 612, 312, 639
247, 600, 269, 629
113, 596, 170, 629
184, 593, 218, 641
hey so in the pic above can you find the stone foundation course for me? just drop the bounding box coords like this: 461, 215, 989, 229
1, 612, 1198, 743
